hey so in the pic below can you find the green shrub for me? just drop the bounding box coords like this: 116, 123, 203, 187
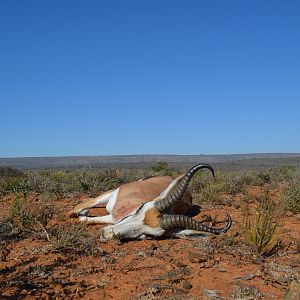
223, 174, 246, 195
250, 166, 297, 187
50, 223, 95, 253
0, 167, 25, 178
118, 168, 152, 183
269, 165, 297, 182
78, 169, 119, 196
244, 196, 281, 255
8, 192, 54, 241
151, 161, 169, 172
196, 182, 226, 205
0, 168, 28, 195
256, 171, 272, 185
9, 192, 33, 229
284, 179, 300, 214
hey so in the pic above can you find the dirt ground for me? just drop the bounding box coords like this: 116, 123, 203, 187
0, 187, 299, 300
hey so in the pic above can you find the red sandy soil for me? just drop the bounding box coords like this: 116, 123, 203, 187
0, 186, 299, 299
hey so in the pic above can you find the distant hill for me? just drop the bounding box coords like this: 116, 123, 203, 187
1, 153, 300, 170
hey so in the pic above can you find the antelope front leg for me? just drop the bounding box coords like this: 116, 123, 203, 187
79, 215, 114, 224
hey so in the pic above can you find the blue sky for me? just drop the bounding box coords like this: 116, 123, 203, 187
1, 1, 299, 157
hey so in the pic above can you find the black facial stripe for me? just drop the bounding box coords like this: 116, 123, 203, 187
118, 214, 131, 222
134, 203, 145, 214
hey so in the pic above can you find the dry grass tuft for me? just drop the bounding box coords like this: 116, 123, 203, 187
244, 196, 282, 255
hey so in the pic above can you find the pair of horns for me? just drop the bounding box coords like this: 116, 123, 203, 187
155, 164, 231, 235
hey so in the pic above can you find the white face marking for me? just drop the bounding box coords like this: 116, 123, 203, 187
100, 201, 164, 240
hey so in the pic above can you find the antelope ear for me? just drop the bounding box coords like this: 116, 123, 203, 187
156, 174, 185, 200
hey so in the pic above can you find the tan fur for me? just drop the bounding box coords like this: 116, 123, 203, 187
143, 208, 161, 228
112, 176, 175, 220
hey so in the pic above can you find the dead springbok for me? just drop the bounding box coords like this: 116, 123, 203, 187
69, 164, 232, 240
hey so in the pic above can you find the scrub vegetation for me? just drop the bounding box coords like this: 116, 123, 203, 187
0, 163, 299, 299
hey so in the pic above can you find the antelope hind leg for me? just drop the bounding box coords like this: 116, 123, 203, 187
68, 189, 116, 218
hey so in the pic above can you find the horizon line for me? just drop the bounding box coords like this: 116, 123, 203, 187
1, 152, 300, 159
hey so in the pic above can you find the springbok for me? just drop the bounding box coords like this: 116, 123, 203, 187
69, 164, 232, 240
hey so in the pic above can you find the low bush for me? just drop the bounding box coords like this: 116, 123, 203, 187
196, 182, 226, 205
0, 167, 27, 195
151, 161, 169, 172
9, 192, 33, 230
222, 174, 247, 195
284, 179, 300, 214
8, 192, 54, 241
244, 196, 281, 255
49, 223, 99, 254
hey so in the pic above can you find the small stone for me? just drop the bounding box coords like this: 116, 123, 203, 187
188, 252, 207, 263
175, 261, 187, 267
217, 268, 228, 272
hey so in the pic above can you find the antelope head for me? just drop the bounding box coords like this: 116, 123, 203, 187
100, 164, 232, 240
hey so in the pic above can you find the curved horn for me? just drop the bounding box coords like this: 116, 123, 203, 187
160, 214, 232, 235
154, 164, 215, 212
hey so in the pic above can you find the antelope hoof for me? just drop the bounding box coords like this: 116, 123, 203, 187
68, 210, 78, 218
68, 209, 88, 218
